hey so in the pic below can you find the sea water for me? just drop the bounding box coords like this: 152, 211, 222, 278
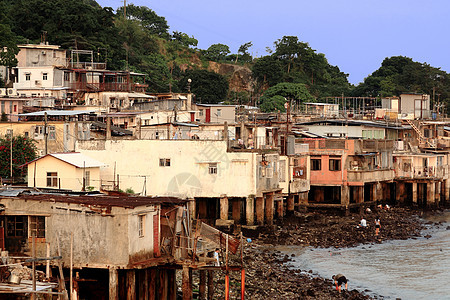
281, 210, 450, 300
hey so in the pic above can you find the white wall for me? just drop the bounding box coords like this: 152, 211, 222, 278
76, 140, 258, 198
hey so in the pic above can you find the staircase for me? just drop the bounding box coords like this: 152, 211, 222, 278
406, 119, 435, 148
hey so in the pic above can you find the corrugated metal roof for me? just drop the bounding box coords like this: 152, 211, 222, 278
19, 110, 95, 117
50, 153, 106, 168
128, 92, 155, 98
23, 153, 106, 168
6, 193, 186, 209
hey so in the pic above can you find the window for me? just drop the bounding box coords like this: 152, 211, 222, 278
217, 109, 222, 117
311, 158, 321, 171
43, 73, 48, 80
159, 158, 170, 167
25, 73, 31, 81
34, 126, 44, 138
64, 72, 70, 81
403, 162, 411, 172
46, 172, 58, 187
6, 216, 25, 237
208, 163, 218, 174
329, 159, 341, 171
199, 109, 203, 116
29, 216, 45, 238
84, 170, 90, 186
138, 215, 145, 237
48, 126, 56, 140
438, 156, 443, 166
6, 129, 13, 137
13, 105, 17, 112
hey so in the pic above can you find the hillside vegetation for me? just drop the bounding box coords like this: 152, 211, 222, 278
0, 0, 449, 112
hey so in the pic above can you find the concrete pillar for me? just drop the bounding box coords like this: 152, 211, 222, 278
182, 265, 192, 300
109, 268, 118, 300
376, 182, 383, 202
357, 186, 364, 203
232, 199, 240, 224
255, 197, 264, 225
287, 194, 295, 213
396, 182, 403, 203
265, 193, 274, 225
276, 199, 284, 219
427, 182, 435, 207
445, 179, 450, 204
299, 192, 308, 204
126, 270, 136, 300
340, 185, 350, 206
220, 196, 228, 220
245, 195, 255, 225
436, 182, 441, 205
412, 182, 417, 204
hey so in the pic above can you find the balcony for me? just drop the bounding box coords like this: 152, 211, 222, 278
395, 166, 447, 180
347, 168, 395, 183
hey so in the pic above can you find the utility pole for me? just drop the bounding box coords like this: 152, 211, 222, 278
44, 112, 48, 155
123, 0, 126, 18
9, 127, 13, 182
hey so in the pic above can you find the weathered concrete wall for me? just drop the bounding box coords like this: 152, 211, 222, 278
0, 198, 158, 268
27, 156, 101, 191
76, 140, 258, 198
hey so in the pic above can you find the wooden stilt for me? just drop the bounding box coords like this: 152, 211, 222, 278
199, 270, 206, 300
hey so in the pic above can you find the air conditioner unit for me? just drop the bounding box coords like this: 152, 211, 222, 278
0, 88, 6, 96
7, 88, 16, 96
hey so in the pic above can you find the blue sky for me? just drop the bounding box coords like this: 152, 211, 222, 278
97, 0, 450, 85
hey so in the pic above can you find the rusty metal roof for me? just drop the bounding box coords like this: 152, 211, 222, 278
1, 192, 187, 209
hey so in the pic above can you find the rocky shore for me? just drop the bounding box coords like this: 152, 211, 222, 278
214, 207, 428, 299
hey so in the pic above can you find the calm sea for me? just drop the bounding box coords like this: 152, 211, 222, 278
280, 210, 450, 300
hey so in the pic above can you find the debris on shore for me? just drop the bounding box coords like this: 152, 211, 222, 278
212, 207, 428, 299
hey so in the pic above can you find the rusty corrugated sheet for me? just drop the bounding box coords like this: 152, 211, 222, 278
199, 223, 240, 254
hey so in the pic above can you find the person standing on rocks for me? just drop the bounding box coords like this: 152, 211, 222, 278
332, 274, 348, 293
375, 216, 381, 236
360, 217, 367, 228
214, 248, 220, 266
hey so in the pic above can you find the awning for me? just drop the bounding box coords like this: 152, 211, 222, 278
128, 92, 155, 99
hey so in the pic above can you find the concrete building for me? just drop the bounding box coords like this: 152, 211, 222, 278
0, 97, 26, 121
394, 152, 449, 207
13, 43, 68, 99
299, 138, 396, 208
76, 139, 286, 226
195, 104, 236, 124
0, 191, 189, 298
24, 152, 105, 191
382, 93, 431, 120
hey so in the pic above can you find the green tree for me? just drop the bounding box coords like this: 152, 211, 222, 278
172, 31, 198, 48
204, 43, 230, 61
252, 56, 284, 86
274, 36, 302, 73
180, 69, 229, 104
235, 41, 252, 63
116, 4, 169, 38
259, 82, 314, 112
0, 135, 37, 181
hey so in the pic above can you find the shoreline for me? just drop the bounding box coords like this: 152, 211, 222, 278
217, 206, 438, 299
